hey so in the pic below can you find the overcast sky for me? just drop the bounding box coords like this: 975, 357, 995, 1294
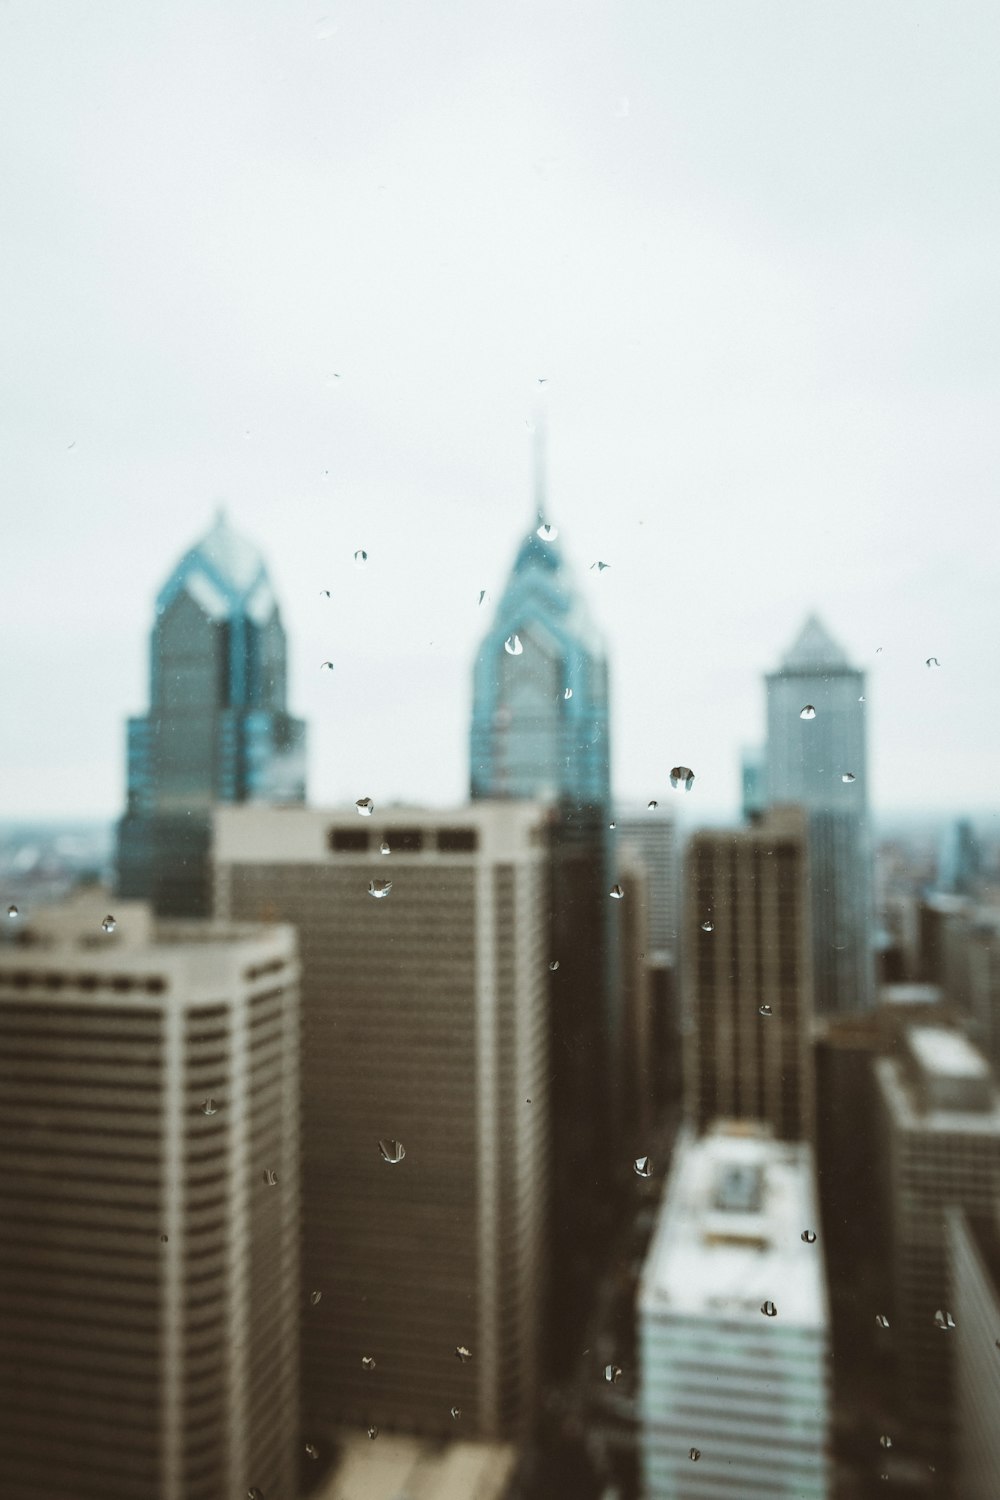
2, 1, 999, 822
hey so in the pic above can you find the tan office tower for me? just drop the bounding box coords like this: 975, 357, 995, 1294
0, 889, 299, 1500
682, 806, 815, 1141
875, 1026, 1000, 1472
946, 1205, 1000, 1500
214, 802, 549, 1442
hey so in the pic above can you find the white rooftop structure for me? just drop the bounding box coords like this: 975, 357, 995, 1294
314, 1432, 517, 1500
909, 1026, 990, 1081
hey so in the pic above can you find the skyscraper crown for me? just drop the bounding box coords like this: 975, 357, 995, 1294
780, 613, 851, 672
156, 509, 276, 623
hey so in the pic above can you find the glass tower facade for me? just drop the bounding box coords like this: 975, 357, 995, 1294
115, 510, 306, 915
765, 614, 873, 1016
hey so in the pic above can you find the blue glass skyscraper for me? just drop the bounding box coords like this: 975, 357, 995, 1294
765, 614, 874, 1016
116, 510, 306, 915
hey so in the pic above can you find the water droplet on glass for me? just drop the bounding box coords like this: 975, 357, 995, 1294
609, 884, 625, 900
305, 1443, 319, 1460
563, 687, 573, 700
590, 560, 611, 572
548, 959, 560, 971
876, 646, 883, 654
248, 1490, 264, 1500
801, 1229, 817, 1244
536, 522, 558, 541
354, 549, 368, 567
319, 589, 331, 598
455, 1344, 472, 1363
604, 1363, 622, 1384
647, 799, 657, 810
368, 880, 392, 900
701, 919, 714, 933
761, 1300, 778, 1318
859, 695, 866, 703
450, 1405, 462, 1420
361, 1355, 376, 1372
609, 820, 616, 830
355, 797, 374, 817
669, 766, 695, 791
880, 1434, 893, 1450
478, 590, 487, 606
800, 705, 816, 720
875, 1313, 890, 1329
201, 1098, 218, 1116
633, 1156, 652, 1178
759, 1004, 773, 1017
101, 915, 117, 933
160, 1233, 168, 1243
504, 634, 523, 656
367, 1425, 378, 1441
321, 661, 335, 671
310, 1290, 322, 1305
377, 1138, 406, 1164
6, 905, 17, 919
689, 1448, 701, 1462
926, 657, 940, 669
934, 1309, 955, 1330
380, 840, 391, 856
842, 772, 856, 784
263, 1168, 278, 1186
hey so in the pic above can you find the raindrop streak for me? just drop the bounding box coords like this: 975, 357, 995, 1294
450, 1406, 462, 1420
321, 661, 335, 671
880, 1434, 893, 1450
201, 1098, 218, 1117
801, 1230, 817, 1244
759, 1004, 773, 1017
934, 1309, 955, 1331
367, 1426, 378, 1441
378, 1139, 406, 1165
634, 1156, 652, 1178
800, 705, 816, 720
669, 766, 695, 791
101, 915, 117, 933
549, 960, 560, 971
478, 590, 487, 606
604, 1363, 622, 1385
353, 549, 368, 567
263, 1168, 278, 1186
647, 799, 658, 810
926, 657, 940, 669
590, 560, 611, 572
361, 1355, 376, 1372
455, 1344, 472, 1363
305, 1444, 319, 1461
609, 885, 625, 901
875, 1313, 890, 1329
6, 905, 17, 918
504, 634, 523, 656
310, 1291, 322, 1306
355, 797, 374, 817
701, 920, 714, 933
689, 1448, 701, 1462
380, 841, 391, 856
368, 880, 392, 900
842, 773, 857, 784
536, 522, 558, 541
761, 1301, 778, 1318
563, 687, 573, 700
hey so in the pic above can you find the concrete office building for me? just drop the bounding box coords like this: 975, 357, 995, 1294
638, 1123, 830, 1500
615, 810, 678, 965
0, 889, 299, 1500
765, 615, 873, 1016
875, 1026, 1000, 1470
214, 802, 549, 1441
946, 1205, 1000, 1500
682, 807, 815, 1142
116, 510, 306, 916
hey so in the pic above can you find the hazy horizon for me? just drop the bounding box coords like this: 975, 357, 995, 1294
3, 1, 999, 822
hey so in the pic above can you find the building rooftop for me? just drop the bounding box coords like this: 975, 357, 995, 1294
638, 1124, 828, 1329
777, 613, 853, 674
880, 983, 945, 1009
156, 509, 276, 624
314, 1432, 517, 1500
909, 1026, 991, 1082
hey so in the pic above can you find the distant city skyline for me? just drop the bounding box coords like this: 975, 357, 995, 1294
3, 0, 998, 821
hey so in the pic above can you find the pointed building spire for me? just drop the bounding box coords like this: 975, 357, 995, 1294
532, 394, 548, 529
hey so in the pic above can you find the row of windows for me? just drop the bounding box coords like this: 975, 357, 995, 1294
328, 826, 479, 854
0, 971, 166, 994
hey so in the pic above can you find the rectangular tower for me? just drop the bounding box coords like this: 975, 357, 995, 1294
946, 1205, 1000, 1500
682, 807, 815, 1142
0, 890, 299, 1500
638, 1123, 830, 1499
214, 802, 549, 1441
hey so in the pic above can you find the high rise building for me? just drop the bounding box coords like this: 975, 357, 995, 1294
638, 1122, 830, 1500
682, 807, 815, 1142
115, 510, 306, 917
615, 809, 678, 964
937, 817, 983, 898
875, 1025, 1000, 1470
214, 802, 549, 1441
468, 460, 616, 1373
945, 1205, 1000, 1500
616, 809, 682, 1114
0, 888, 300, 1500
765, 614, 873, 1016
